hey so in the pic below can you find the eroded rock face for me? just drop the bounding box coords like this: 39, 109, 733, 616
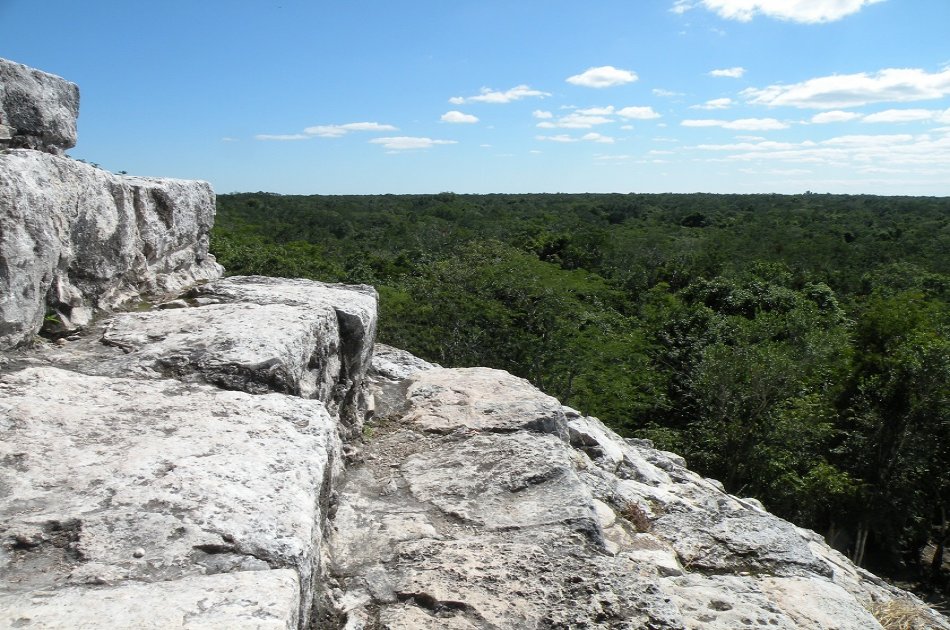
328, 361, 950, 629
0, 277, 378, 629
0, 150, 222, 349
0, 58, 79, 152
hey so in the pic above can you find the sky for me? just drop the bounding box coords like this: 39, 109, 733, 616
3, 0, 950, 195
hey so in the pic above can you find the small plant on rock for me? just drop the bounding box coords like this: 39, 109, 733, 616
620, 502, 653, 533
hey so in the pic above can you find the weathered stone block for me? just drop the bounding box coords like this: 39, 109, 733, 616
0, 58, 79, 152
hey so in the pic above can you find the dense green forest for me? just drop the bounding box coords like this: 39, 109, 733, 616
212, 191, 949, 593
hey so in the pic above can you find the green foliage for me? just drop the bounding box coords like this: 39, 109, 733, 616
212, 190, 950, 586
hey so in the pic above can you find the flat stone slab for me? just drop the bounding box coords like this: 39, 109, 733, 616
0, 366, 341, 622
404, 367, 567, 435
0, 569, 300, 629
101, 301, 343, 398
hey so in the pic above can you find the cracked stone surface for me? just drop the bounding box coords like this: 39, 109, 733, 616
327, 361, 950, 629
0, 366, 341, 625
1, 570, 301, 629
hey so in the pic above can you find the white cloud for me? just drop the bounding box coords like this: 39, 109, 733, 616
369, 136, 457, 150
538, 111, 614, 129
743, 67, 950, 109
692, 133, 950, 173
304, 122, 398, 137
861, 108, 940, 123
682, 117, 789, 130
533, 110, 554, 119
810, 111, 863, 124
621, 124, 635, 130
536, 134, 579, 143
220, 137, 239, 142
617, 106, 662, 119
695, 0, 884, 23
450, 85, 550, 104
709, 67, 745, 79
653, 88, 685, 97
255, 134, 310, 141
582, 132, 615, 143
566, 66, 638, 88
671, 0, 693, 14
441, 110, 479, 124
577, 106, 616, 115
692, 97, 734, 110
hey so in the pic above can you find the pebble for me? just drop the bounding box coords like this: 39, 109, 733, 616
133, 547, 145, 558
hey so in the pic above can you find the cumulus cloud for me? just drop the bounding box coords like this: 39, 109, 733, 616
682, 117, 789, 130
692, 98, 734, 110
709, 67, 745, 78
533, 110, 554, 119
441, 111, 479, 124
743, 67, 950, 109
449, 85, 550, 104
617, 106, 662, 119
692, 0, 884, 23
369, 137, 457, 150
566, 66, 638, 88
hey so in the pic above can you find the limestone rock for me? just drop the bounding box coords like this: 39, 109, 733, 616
371, 343, 438, 381
189, 276, 378, 432
328, 361, 950, 629
0, 570, 301, 629
0, 150, 222, 349
0, 366, 341, 625
0, 58, 79, 152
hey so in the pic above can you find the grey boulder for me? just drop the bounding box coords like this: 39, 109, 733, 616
0, 57, 79, 152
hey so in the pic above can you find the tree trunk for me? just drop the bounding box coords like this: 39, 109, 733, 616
930, 505, 947, 583
853, 522, 869, 567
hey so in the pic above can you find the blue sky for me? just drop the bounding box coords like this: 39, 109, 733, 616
3, 0, 950, 195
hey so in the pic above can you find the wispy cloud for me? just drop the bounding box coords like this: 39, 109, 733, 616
582, 132, 615, 144
682, 117, 789, 131
687, 0, 884, 23
810, 111, 863, 124
369, 136, 457, 150
743, 67, 950, 109
709, 67, 745, 79
533, 110, 554, 119
691, 97, 734, 110
566, 66, 638, 88
304, 122, 398, 137
255, 134, 310, 141
862, 108, 943, 123
536, 133, 615, 144
449, 85, 550, 104
693, 133, 950, 172
536, 134, 578, 143
653, 88, 685, 97
441, 110, 479, 124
